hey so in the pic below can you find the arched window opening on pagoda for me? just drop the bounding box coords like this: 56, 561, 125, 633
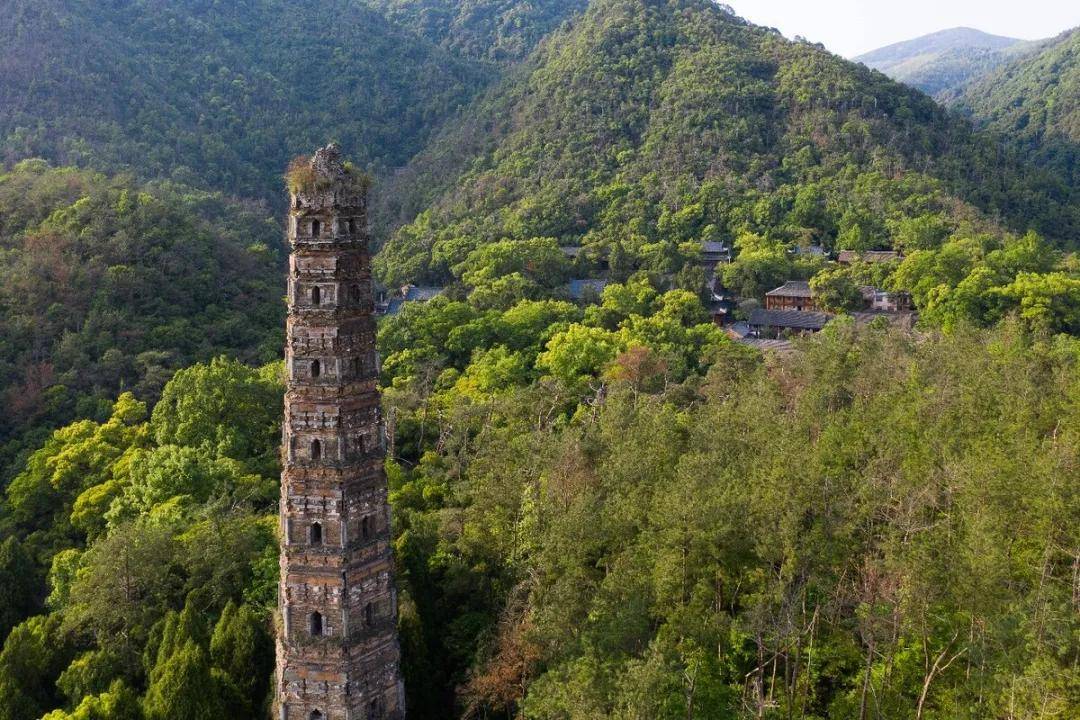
311, 360, 321, 378
310, 710, 323, 720
349, 218, 358, 234
350, 284, 361, 303
361, 515, 371, 540
311, 219, 321, 237
312, 286, 321, 305
310, 612, 323, 636
364, 602, 374, 627
310, 522, 322, 546
310, 439, 321, 461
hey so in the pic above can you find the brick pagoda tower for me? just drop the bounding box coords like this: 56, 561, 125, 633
277, 145, 405, 720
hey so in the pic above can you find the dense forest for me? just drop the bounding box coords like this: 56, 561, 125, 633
1, 319, 1076, 719
0, 160, 284, 483
956, 27, 1080, 187
0, 0, 489, 199
0, 0, 1077, 718
365, 0, 587, 61
376, 0, 1079, 334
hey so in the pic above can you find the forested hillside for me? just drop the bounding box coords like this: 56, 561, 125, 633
0, 359, 283, 720
0, 1, 1078, 719
854, 27, 1033, 98
365, 0, 587, 61
1, 320, 1076, 719
957, 27, 1080, 186
0, 0, 489, 199
377, 0, 1078, 329
0, 160, 284, 482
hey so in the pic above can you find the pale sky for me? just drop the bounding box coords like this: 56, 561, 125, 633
725, 0, 1080, 58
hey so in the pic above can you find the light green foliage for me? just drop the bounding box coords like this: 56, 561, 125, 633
892, 231, 1078, 332
536, 324, 622, 388
453, 347, 531, 398
150, 358, 283, 475
55, 651, 124, 709
809, 266, 865, 312
991, 272, 1080, 335
5, 393, 148, 555
388, 320, 1079, 719
720, 235, 795, 300
459, 238, 571, 291
0, 356, 280, 720
45, 550, 82, 611
41, 680, 142, 720
109, 447, 241, 521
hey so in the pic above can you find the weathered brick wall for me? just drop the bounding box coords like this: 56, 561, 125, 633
277, 145, 405, 720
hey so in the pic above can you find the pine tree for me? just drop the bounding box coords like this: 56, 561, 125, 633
142, 641, 223, 720
209, 601, 273, 713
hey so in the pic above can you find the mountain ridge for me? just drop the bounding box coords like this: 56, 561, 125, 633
854, 26, 1041, 97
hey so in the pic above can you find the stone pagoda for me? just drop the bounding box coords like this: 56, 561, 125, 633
276, 144, 404, 720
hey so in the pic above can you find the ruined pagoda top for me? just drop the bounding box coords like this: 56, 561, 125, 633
286, 143, 370, 212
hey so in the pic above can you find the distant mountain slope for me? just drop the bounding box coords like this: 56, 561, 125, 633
854, 27, 1035, 97
956, 27, 1080, 185
0, 0, 489, 199
376, 0, 1077, 286
364, 0, 588, 62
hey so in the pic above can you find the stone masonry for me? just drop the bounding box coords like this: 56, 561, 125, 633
276, 145, 405, 720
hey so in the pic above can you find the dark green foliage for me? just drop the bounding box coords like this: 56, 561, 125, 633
366, 0, 588, 62
0, 0, 489, 199
0, 615, 73, 720
956, 27, 1080, 186
143, 641, 223, 720
209, 601, 273, 716
0, 161, 284, 480
0, 538, 38, 643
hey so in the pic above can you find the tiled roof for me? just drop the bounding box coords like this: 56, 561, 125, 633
566, 278, 608, 300
765, 280, 813, 298
748, 308, 832, 330
404, 286, 443, 302
737, 337, 796, 353
384, 285, 443, 315
837, 250, 900, 264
